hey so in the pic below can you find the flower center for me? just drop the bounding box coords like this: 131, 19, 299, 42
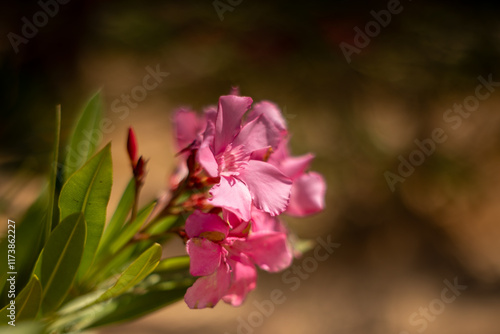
217, 144, 250, 176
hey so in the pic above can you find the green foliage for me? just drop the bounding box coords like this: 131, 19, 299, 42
0, 321, 44, 334
44, 106, 61, 241
1, 92, 194, 331
0, 109, 61, 305
64, 92, 103, 180
59, 144, 113, 280
0, 192, 47, 306
95, 243, 162, 303
98, 178, 135, 256
41, 213, 86, 314
108, 201, 156, 255
0, 275, 41, 321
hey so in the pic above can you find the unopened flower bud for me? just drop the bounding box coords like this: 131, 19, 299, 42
127, 127, 138, 166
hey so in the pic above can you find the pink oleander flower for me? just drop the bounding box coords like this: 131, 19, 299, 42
184, 210, 292, 309
171, 94, 325, 218
194, 95, 293, 220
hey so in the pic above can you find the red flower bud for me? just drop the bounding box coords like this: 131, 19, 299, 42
127, 127, 138, 165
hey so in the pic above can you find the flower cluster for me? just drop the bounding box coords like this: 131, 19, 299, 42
172, 93, 326, 308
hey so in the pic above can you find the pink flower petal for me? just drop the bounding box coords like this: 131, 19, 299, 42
173, 108, 205, 150
184, 262, 231, 309
197, 143, 219, 177
185, 210, 229, 239
222, 256, 257, 306
233, 115, 281, 153
232, 231, 293, 272
223, 210, 250, 237
251, 208, 287, 233
286, 172, 326, 217
186, 238, 224, 276
240, 160, 292, 216
209, 176, 252, 221
247, 101, 287, 134
214, 95, 253, 155
278, 153, 315, 179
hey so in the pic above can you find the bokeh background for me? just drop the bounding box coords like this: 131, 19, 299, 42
1, 0, 500, 333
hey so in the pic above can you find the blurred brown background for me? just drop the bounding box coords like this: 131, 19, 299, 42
1, 0, 500, 333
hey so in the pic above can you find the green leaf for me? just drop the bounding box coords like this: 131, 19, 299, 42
0, 110, 60, 304
0, 193, 47, 306
95, 243, 162, 304
155, 256, 190, 273
108, 201, 156, 255
145, 214, 178, 235
64, 92, 103, 180
0, 321, 44, 334
0, 275, 42, 322
41, 213, 86, 314
97, 178, 135, 257
44, 106, 61, 241
59, 144, 112, 279
49, 255, 193, 331
88, 243, 137, 286
31, 250, 43, 280
88, 286, 188, 329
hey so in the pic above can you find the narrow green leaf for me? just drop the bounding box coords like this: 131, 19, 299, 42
31, 250, 43, 280
41, 213, 86, 314
44, 106, 61, 241
64, 92, 103, 180
0, 110, 60, 304
59, 144, 112, 279
87, 243, 137, 286
0, 321, 44, 334
145, 214, 178, 235
95, 243, 162, 304
87, 285, 190, 329
108, 201, 156, 255
0, 192, 47, 306
0, 275, 42, 322
51, 257, 193, 331
97, 178, 135, 257
155, 256, 190, 273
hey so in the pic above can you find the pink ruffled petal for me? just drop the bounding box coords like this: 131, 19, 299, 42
214, 95, 253, 155
173, 108, 205, 150
232, 231, 293, 272
247, 101, 287, 134
233, 115, 281, 153
209, 176, 252, 221
240, 160, 292, 216
286, 172, 326, 217
185, 210, 229, 239
184, 262, 231, 309
186, 238, 224, 276
278, 153, 315, 179
222, 256, 257, 306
